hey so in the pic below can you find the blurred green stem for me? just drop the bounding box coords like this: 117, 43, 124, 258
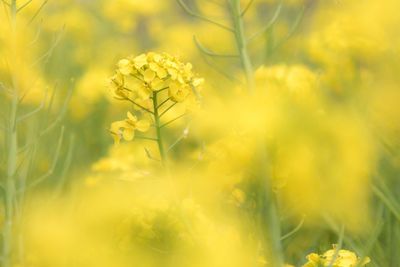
10, 0, 17, 30
152, 91, 167, 165
3, 94, 17, 267
230, 0, 255, 93
3, 2, 18, 266
256, 138, 284, 267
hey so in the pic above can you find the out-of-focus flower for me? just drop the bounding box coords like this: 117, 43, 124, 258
110, 111, 150, 144
230, 188, 246, 207
70, 67, 110, 119
302, 245, 370, 267
255, 64, 319, 106
24, 180, 259, 267
101, 0, 168, 32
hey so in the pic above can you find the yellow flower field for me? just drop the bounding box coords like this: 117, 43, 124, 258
0, 0, 399, 266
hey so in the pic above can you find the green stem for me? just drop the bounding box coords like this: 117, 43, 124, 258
328, 225, 345, 267
230, 0, 255, 93
152, 91, 167, 164
4, 93, 18, 267
3, 2, 18, 266
10, 0, 17, 30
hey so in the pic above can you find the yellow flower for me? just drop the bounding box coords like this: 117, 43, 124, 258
150, 78, 168, 91
108, 71, 126, 98
149, 62, 168, 79
143, 68, 156, 83
110, 112, 150, 144
109, 52, 203, 103
133, 53, 148, 69
302, 246, 371, 267
169, 81, 190, 102
302, 253, 322, 267
117, 59, 133, 75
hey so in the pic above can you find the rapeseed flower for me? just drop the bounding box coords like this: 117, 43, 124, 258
110, 52, 203, 103
110, 112, 150, 144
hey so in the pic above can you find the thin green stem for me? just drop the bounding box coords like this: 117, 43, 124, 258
1, 0, 10, 7
27, 0, 48, 26
167, 135, 185, 152
125, 97, 154, 114
372, 184, 400, 221
160, 102, 177, 117
280, 215, 305, 241
10, 0, 16, 29
240, 0, 255, 17
157, 97, 171, 109
272, 5, 305, 52
3, 94, 17, 267
177, 0, 234, 32
161, 113, 187, 128
328, 225, 345, 267
248, 2, 282, 42
17, 0, 32, 12
3, 3, 18, 266
135, 136, 158, 142
152, 92, 167, 164
230, 0, 255, 92
156, 86, 169, 93
194, 36, 239, 58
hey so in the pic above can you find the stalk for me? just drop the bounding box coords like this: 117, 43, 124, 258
230, 0, 255, 93
152, 91, 167, 164
10, 0, 17, 31
257, 144, 285, 267
3, 2, 19, 265
3, 95, 17, 267
229, 4, 284, 264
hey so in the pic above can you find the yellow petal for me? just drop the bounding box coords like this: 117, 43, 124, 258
123, 128, 134, 141
111, 132, 121, 145
305, 253, 320, 264
117, 59, 132, 75
136, 120, 150, 132
133, 54, 147, 68
143, 69, 156, 83
137, 84, 152, 99
156, 68, 168, 79
360, 257, 371, 265
169, 82, 189, 102
149, 62, 159, 72
168, 68, 178, 80
126, 111, 137, 122
153, 53, 162, 63
150, 78, 166, 91
110, 121, 125, 133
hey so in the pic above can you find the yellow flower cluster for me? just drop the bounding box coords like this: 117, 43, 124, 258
303, 246, 370, 267
108, 52, 203, 144
110, 52, 203, 103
